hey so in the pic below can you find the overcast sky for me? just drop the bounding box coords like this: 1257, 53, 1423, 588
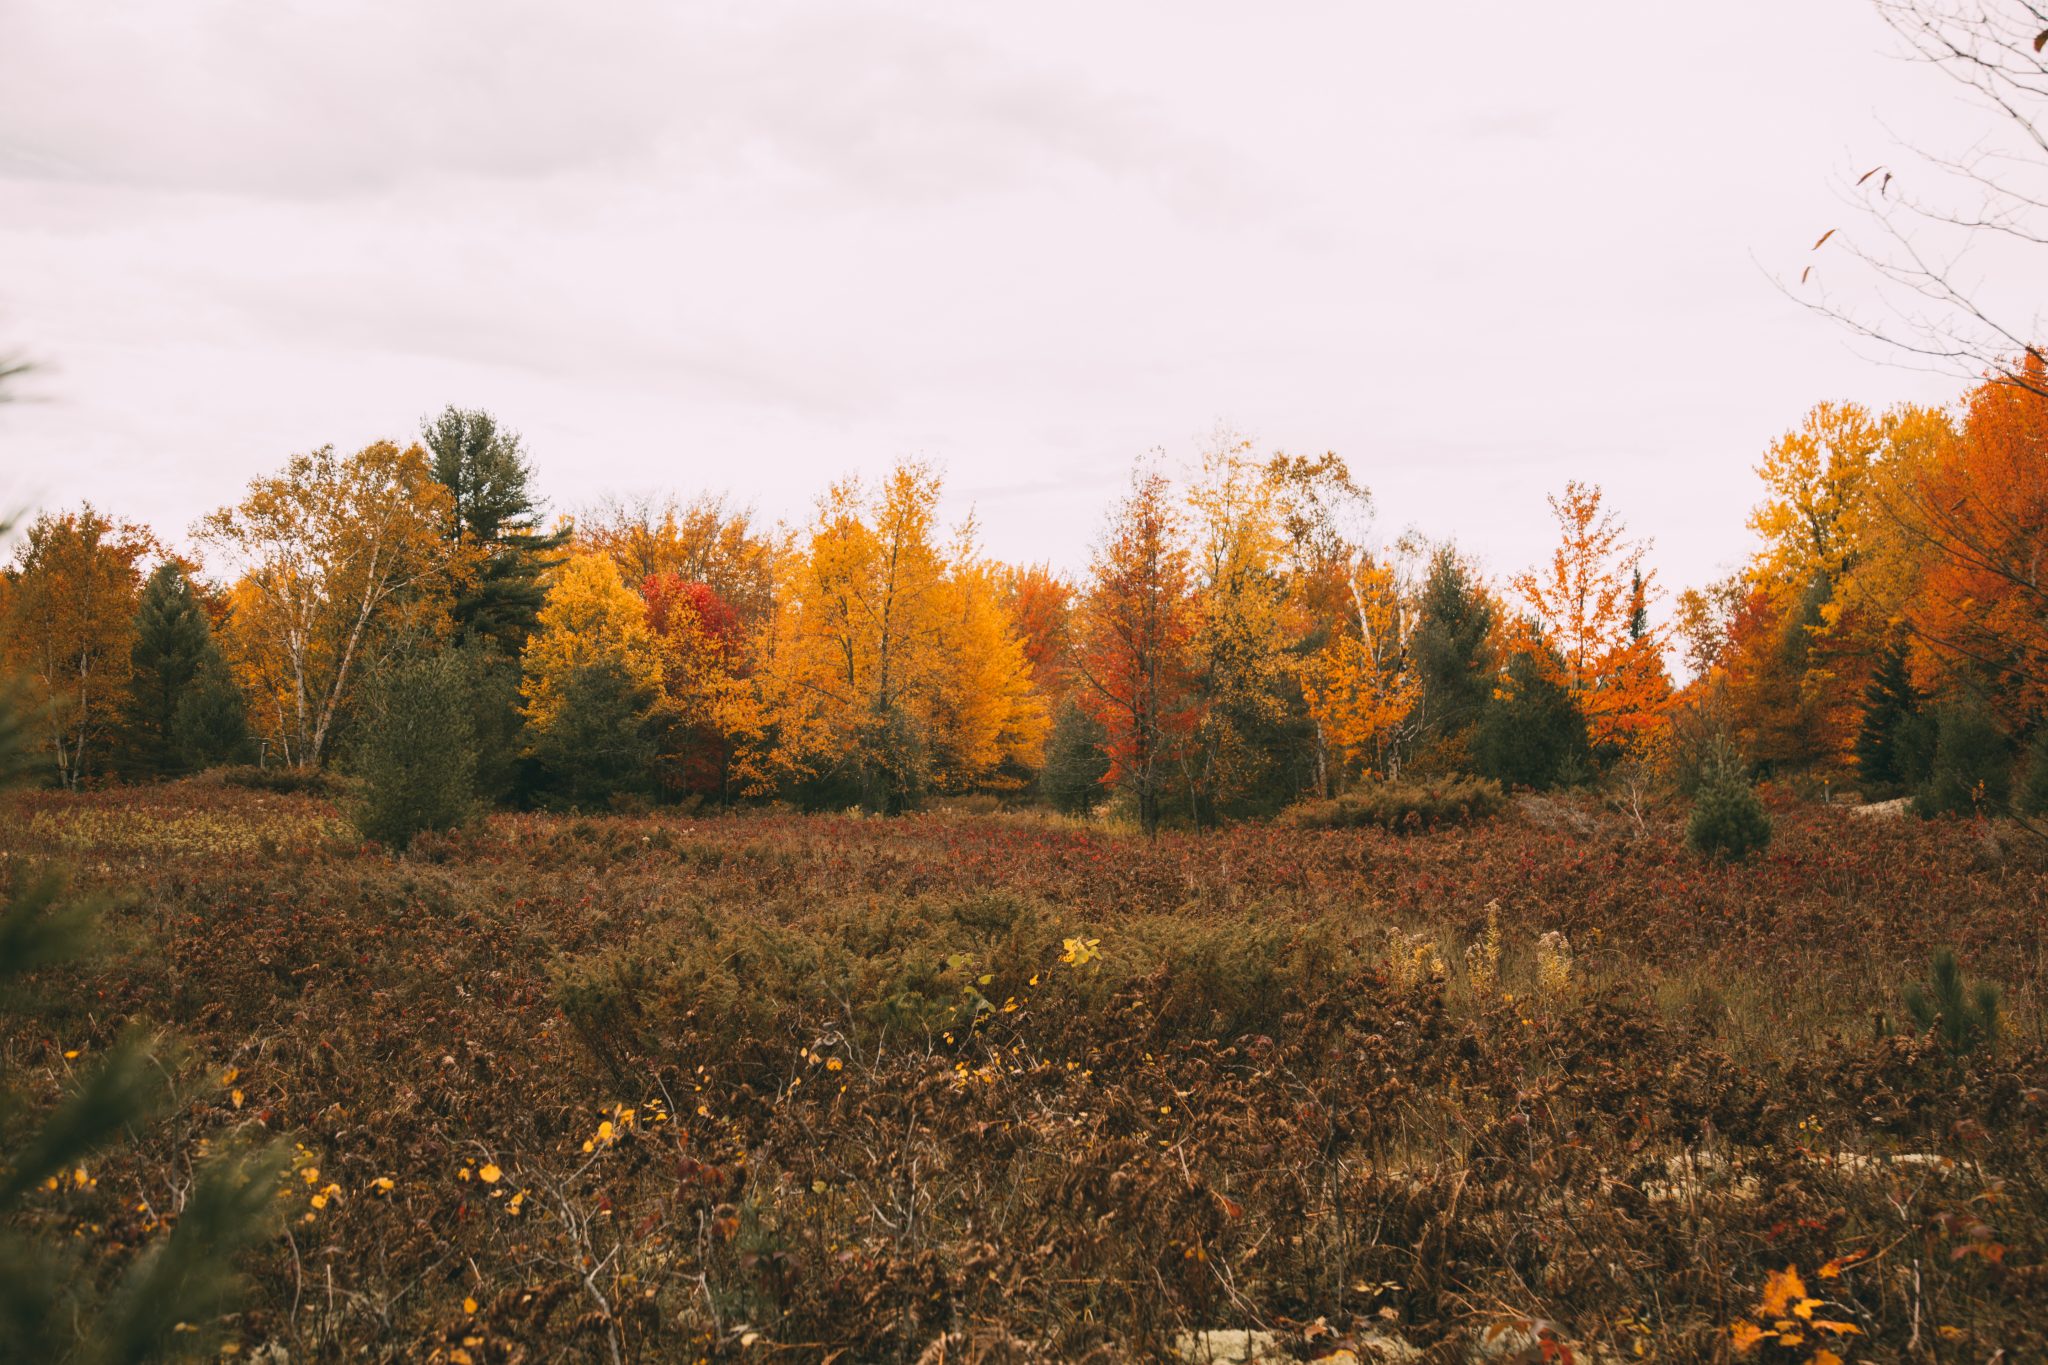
0, 1, 2022, 599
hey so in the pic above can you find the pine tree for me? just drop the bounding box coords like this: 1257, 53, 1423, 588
423, 406, 567, 657
1914, 699, 2011, 817
1471, 646, 1591, 790
351, 649, 480, 851
1409, 547, 1495, 742
120, 564, 247, 777
1854, 636, 1920, 794
2, 667, 283, 1358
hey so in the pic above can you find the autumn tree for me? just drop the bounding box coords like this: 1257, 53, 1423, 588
423, 406, 566, 656
578, 492, 776, 628
1511, 481, 1670, 761
1072, 468, 1198, 835
1266, 452, 1374, 795
641, 572, 743, 795
1890, 362, 2048, 723
1182, 439, 1301, 818
0, 505, 156, 787
199, 442, 467, 768
1299, 551, 1419, 785
736, 464, 1042, 811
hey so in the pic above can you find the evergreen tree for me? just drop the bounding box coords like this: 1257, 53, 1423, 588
423, 406, 566, 657
1040, 699, 1112, 815
1409, 547, 1495, 742
1914, 699, 2012, 817
1854, 635, 1920, 793
1685, 739, 1773, 860
2018, 722, 2048, 818
351, 649, 480, 851
2, 669, 283, 1358
529, 660, 661, 810
119, 563, 248, 777
1470, 647, 1591, 790
174, 654, 254, 770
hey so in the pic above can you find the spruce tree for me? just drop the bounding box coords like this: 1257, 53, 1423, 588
422, 407, 566, 657
351, 649, 480, 851
1914, 700, 2011, 817
1854, 636, 1920, 794
1409, 547, 1496, 742
529, 660, 661, 810
119, 564, 248, 777
2, 669, 282, 1358
1040, 699, 1111, 815
1470, 646, 1590, 790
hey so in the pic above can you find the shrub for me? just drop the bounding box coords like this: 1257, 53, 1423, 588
1685, 750, 1772, 860
1279, 774, 1505, 832
1913, 701, 2010, 818
1902, 948, 2000, 1054
350, 650, 480, 852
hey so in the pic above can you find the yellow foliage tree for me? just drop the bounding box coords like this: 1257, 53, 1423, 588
519, 551, 668, 735
0, 505, 158, 787
735, 463, 1042, 808
199, 441, 463, 767
1299, 552, 1419, 781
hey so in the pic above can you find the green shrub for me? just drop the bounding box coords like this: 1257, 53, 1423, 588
1685, 752, 1772, 861
1902, 948, 2000, 1054
1913, 701, 2010, 818
350, 649, 480, 852
1279, 774, 1505, 832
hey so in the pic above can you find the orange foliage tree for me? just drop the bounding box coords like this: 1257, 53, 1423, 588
0, 505, 158, 786
1893, 360, 2048, 723
1071, 469, 1198, 834
1511, 481, 1669, 759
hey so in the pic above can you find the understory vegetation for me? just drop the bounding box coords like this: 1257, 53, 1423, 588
3, 782, 2043, 1362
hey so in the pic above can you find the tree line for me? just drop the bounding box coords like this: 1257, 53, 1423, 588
4, 366, 2045, 841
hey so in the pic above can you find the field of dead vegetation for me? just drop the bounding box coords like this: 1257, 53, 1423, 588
3, 781, 2045, 1363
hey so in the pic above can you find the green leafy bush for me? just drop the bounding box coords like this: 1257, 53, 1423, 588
1279, 774, 1505, 832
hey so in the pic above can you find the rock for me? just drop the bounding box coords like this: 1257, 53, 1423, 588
1848, 797, 1910, 819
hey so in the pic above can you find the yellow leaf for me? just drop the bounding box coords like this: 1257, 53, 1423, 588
231, 1089, 244, 1109
463, 1296, 478, 1315
1728, 1322, 1770, 1355
1759, 1265, 1806, 1318
478, 1163, 502, 1184
1811, 1351, 1843, 1365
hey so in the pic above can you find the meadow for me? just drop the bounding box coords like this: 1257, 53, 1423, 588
3, 781, 2044, 1363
